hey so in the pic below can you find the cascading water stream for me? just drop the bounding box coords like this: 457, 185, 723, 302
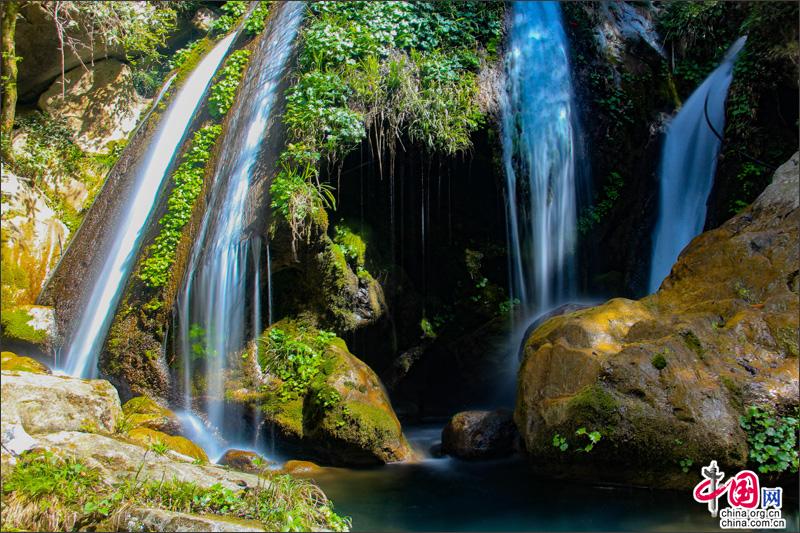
501, 1, 583, 317
648, 37, 747, 293
177, 2, 305, 460
61, 31, 240, 378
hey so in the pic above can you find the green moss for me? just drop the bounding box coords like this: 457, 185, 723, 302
567, 385, 620, 427
333, 224, 366, 268
776, 326, 799, 357
651, 353, 668, 370
326, 401, 398, 450
680, 330, 705, 359
0, 307, 48, 345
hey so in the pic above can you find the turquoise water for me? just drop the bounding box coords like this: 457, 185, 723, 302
313, 426, 799, 532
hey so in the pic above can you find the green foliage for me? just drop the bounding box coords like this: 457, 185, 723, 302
552, 433, 568, 452
208, 50, 251, 119
259, 325, 338, 404
270, 145, 335, 244
420, 317, 436, 339
679, 457, 694, 473
139, 124, 222, 288
149, 439, 170, 455
575, 427, 602, 453
2, 450, 350, 532
552, 428, 602, 453
333, 224, 368, 279
578, 171, 625, 234
651, 353, 668, 370
211, 1, 248, 36
740, 405, 799, 474
244, 2, 270, 36
273, 1, 504, 239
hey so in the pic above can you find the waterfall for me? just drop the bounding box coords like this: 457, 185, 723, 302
177, 2, 305, 460
648, 37, 747, 293
62, 31, 240, 378
501, 1, 583, 316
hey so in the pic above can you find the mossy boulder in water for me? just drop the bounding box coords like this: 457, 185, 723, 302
0, 351, 50, 374
122, 395, 181, 435
242, 317, 412, 465
515, 154, 800, 489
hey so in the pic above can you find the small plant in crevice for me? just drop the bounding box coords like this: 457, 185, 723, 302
578, 171, 625, 235
740, 405, 799, 474
575, 427, 602, 453
651, 352, 668, 370
552, 428, 602, 453
679, 457, 694, 473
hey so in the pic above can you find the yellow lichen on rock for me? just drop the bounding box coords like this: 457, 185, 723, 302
127, 427, 209, 462
1, 351, 50, 374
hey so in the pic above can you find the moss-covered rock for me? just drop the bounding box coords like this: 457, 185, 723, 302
515, 154, 800, 489
127, 427, 209, 462
0, 351, 50, 374
0, 305, 56, 350
239, 317, 412, 465
122, 395, 181, 435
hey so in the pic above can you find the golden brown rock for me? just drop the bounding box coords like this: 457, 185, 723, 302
515, 153, 799, 488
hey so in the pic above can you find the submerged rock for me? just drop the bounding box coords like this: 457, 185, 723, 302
218, 449, 272, 474
0, 370, 121, 435
442, 410, 518, 460
515, 154, 800, 489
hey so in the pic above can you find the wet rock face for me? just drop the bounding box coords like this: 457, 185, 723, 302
515, 154, 799, 489
442, 410, 518, 460
38, 59, 150, 153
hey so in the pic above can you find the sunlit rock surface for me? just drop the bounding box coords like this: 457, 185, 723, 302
515, 153, 799, 488
38, 59, 150, 153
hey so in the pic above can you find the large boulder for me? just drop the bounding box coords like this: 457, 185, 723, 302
1, 370, 122, 435
38, 59, 149, 153
441, 410, 518, 460
515, 153, 799, 489
126, 427, 209, 462
232, 318, 413, 466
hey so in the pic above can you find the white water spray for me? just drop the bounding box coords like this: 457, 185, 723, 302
649, 37, 747, 293
63, 31, 240, 378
